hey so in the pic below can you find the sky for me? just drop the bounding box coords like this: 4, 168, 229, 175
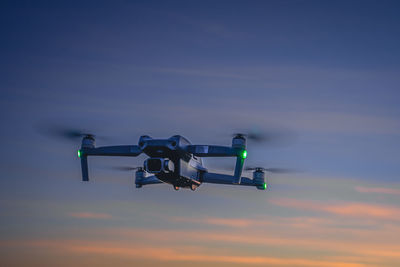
1, 0, 400, 266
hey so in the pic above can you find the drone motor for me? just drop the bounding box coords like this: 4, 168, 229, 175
81, 135, 95, 149
253, 169, 267, 190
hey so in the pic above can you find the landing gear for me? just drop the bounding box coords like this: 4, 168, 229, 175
173, 185, 180, 191
190, 184, 197, 191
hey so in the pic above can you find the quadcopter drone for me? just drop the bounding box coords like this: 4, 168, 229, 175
76, 133, 287, 191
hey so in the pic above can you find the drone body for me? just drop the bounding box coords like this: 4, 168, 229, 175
78, 134, 267, 191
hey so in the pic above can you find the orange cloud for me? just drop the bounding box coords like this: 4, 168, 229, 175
0, 239, 370, 267
172, 215, 372, 232
3, 221, 400, 267
355, 186, 400, 195
171, 216, 260, 227
104, 227, 400, 261
68, 212, 112, 219
269, 197, 400, 220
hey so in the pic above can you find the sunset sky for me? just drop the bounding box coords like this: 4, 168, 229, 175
1, 1, 400, 266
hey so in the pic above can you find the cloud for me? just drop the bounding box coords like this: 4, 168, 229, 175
3, 219, 400, 267
0, 239, 369, 267
269, 197, 400, 220
355, 186, 400, 195
103, 227, 400, 261
170, 216, 260, 227
171, 215, 352, 229
68, 212, 112, 219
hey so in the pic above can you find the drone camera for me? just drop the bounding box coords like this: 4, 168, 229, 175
144, 158, 174, 173
146, 158, 162, 172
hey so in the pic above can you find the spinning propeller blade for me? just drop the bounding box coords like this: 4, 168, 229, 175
36, 124, 110, 142
111, 166, 143, 171
244, 166, 296, 173
231, 126, 295, 146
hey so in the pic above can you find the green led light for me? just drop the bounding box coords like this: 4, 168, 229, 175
77, 149, 81, 158
241, 150, 247, 159
263, 183, 267, 190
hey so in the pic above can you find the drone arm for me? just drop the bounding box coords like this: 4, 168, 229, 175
82, 145, 142, 157
186, 145, 246, 184
202, 172, 254, 186
233, 156, 245, 184
79, 145, 142, 181
80, 155, 89, 181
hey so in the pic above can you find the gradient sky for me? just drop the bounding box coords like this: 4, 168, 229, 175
1, 1, 400, 266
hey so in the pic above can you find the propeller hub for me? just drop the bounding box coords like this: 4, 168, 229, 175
81, 135, 95, 148
233, 133, 246, 139
232, 134, 246, 149
84, 134, 95, 140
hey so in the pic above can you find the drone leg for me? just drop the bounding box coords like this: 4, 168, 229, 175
81, 155, 89, 181
233, 156, 244, 184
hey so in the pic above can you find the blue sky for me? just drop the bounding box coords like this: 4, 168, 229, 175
1, 1, 400, 266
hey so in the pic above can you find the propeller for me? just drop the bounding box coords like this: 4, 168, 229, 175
232, 132, 268, 143
110, 166, 143, 172
244, 166, 296, 173
209, 162, 297, 173
36, 124, 110, 142
231, 127, 294, 146
52, 128, 95, 140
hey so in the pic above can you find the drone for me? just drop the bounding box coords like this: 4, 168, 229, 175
74, 133, 290, 191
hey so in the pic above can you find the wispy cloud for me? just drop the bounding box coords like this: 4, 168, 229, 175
171, 216, 261, 227
104, 227, 400, 260
0, 239, 370, 267
170, 214, 364, 230
68, 212, 112, 219
269, 198, 400, 220
355, 186, 400, 195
